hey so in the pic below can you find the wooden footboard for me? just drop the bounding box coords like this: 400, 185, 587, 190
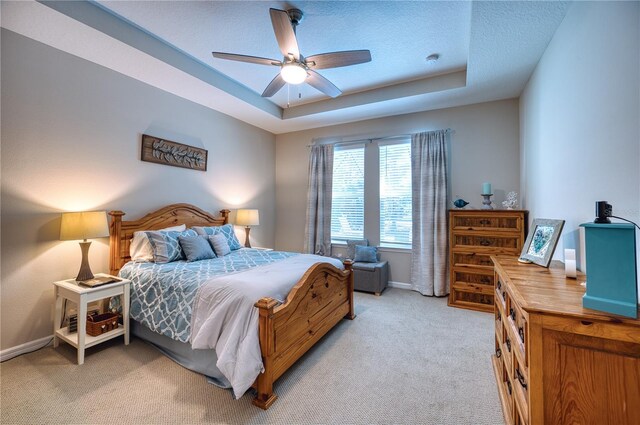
253, 260, 355, 409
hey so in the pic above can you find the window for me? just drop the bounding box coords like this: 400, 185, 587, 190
331, 146, 364, 241
330, 138, 412, 248
379, 142, 412, 246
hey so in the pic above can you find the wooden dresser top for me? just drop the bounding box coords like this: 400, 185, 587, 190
492, 255, 640, 325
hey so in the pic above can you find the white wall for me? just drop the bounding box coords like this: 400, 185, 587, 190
520, 1, 639, 292
1, 30, 277, 350
275, 99, 520, 284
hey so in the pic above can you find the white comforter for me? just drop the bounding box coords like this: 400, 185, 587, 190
190, 254, 344, 399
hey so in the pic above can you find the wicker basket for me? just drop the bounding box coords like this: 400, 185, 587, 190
86, 313, 119, 336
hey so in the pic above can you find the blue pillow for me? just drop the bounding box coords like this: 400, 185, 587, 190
145, 229, 197, 263
354, 245, 378, 263
193, 224, 242, 250
208, 234, 231, 257
178, 235, 216, 262
347, 239, 368, 260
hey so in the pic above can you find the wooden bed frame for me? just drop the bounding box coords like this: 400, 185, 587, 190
108, 203, 354, 409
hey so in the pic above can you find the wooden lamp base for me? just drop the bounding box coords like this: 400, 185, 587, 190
244, 226, 252, 248
76, 240, 95, 281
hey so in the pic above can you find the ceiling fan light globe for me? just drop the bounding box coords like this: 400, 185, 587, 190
281, 63, 307, 84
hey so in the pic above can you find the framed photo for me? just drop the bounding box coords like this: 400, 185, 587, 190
519, 219, 565, 267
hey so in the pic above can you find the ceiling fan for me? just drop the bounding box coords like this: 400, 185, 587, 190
212, 8, 372, 98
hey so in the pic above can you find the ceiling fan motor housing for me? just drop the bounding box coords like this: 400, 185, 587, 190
287, 9, 304, 27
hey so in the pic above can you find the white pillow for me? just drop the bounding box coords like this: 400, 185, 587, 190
130, 224, 186, 262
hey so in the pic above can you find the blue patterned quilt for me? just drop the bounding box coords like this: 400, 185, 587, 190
119, 249, 298, 342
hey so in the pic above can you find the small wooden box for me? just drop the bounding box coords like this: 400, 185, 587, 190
86, 313, 119, 336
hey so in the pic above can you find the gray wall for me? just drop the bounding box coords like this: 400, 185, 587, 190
1, 30, 276, 350
275, 99, 520, 284
519, 0, 640, 295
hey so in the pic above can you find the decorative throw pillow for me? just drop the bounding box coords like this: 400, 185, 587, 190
130, 224, 186, 262
145, 229, 197, 263
178, 235, 216, 262
354, 245, 378, 263
193, 224, 242, 251
347, 239, 369, 260
208, 234, 231, 257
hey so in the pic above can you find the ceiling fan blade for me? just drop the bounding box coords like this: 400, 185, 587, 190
212, 52, 281, 66
306, 50, 372, 70
306, 70, 341, 98
269, 8, 300, 60
261, 73, 286, 97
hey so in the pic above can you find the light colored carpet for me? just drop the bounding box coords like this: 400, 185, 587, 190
1, 289, 504, 424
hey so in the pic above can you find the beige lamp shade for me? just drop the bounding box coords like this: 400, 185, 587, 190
60, 211, 109, 241
235, 209, 260, 226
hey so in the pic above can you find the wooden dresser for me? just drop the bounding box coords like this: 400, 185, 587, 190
491, 256, 640, 425
448, 209, 527, 312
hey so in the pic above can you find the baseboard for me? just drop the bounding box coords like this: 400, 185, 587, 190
1, 335, 53, 362
388, 281, 412, 290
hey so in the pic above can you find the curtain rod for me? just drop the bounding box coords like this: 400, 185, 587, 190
307, 128, 453, 148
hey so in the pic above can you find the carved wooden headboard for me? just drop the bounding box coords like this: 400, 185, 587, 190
108, 203, 230, 275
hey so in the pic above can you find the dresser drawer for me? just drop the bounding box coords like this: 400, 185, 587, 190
452, 232, 522, 253
505, 297, 528, 367
513, 355, 529, 424
449, 283, 494, 312
451, 213, 524, 233
452, 252, 494, 268
453, 267, 494, 287
495, 277, 507, 313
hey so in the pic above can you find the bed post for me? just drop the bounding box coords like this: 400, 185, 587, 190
109, 211, 125, 276
220, 209, 230, 224
253, 297, 279, 410
343, 260, 356, 320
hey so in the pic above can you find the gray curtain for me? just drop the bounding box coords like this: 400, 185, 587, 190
304, 145, 334, 255
411, 130, 449, 296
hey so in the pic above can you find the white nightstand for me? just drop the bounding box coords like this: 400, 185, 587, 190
53, 274, 130, 364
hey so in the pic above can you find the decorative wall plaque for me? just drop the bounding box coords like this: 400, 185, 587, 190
141, 134, 207, 171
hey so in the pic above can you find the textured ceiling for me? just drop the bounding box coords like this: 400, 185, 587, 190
1, 1, 571, 133
96, 1, 472, 108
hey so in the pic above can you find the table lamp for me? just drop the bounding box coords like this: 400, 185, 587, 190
60, 211, 109, 281
235, 209, 259, 248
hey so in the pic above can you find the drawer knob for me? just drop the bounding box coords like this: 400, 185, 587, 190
497, 281, 502, 290
516, 367, 528, 390
480, 239, 491, 246
518, 327, 525, 342
496, 347, 502, 358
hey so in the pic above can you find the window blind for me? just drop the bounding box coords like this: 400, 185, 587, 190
331, 145, 365, 241
379, 141, 412, 246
